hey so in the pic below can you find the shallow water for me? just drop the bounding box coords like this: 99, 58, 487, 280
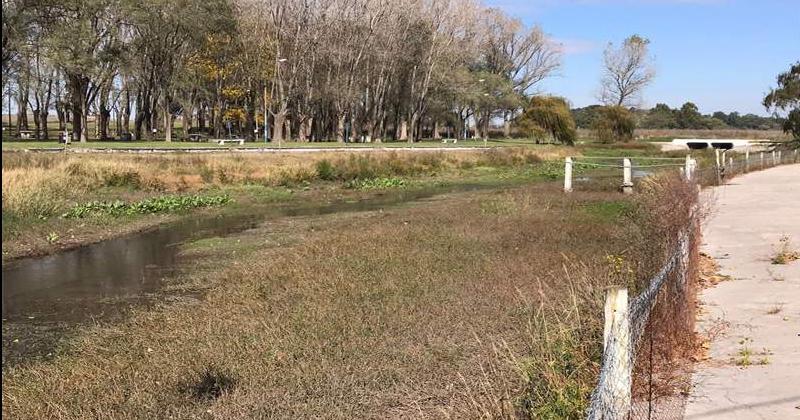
1, 185, 488, 324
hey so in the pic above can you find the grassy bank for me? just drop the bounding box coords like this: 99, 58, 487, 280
2, 170, 694, 418
2, 148, 572, 260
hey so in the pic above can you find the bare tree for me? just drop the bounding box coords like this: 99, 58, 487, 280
599, 34, 655, 107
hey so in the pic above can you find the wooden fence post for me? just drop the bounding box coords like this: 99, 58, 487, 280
622, 158, 633, 194
592, 287, 631, 420
760, 152, 764, 169
772, 150, 776, 166
564, 157, 573, 193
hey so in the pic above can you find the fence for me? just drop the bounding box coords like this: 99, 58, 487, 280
564, 147, 799, 194
564, 147, 797, 420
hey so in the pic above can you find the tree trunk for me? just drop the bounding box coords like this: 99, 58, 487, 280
39, 108, 49, 140
398, 118, 408, 141
122, 84, 131, 133
433, 120, 441, 139
503, 110, 512, 138
272, 111, 286, 143
164, 107, 173, 142
67, 73, 87, 142
336, 114, 345, 143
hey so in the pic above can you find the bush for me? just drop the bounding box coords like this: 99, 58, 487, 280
315, 159, 336, 180
592, 106, 635, 143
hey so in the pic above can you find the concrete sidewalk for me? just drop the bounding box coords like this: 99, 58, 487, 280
685, 164, 800, 419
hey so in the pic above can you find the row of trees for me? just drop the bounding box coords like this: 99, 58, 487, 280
571, 103, 786, 131
2, 0, 563, 143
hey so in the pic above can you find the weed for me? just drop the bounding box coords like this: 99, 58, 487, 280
733, 338, 772, 367
46, 232, 59, 244
344, 177, 406, 190
766, 304, 783, 315
771, 235, 799, 264
62, 194, 232, 219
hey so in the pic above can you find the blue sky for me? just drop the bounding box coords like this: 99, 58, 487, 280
486, 0, 800, 115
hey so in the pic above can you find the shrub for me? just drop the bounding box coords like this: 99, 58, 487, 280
592, 106, 635, 143
315, 159, 336, 180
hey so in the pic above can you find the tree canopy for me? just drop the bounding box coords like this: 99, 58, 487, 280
764, 61, 800, 146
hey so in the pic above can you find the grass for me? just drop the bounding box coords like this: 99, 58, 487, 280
1, 170, 698, 419
2, 148, 569, 259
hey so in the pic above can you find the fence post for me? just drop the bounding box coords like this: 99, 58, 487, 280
564, 157, 573, 193
772, 150, 776, 166
684, 155, 693, 181
761, 152, 765, 169
778, 150, 782, 164
729, 157, 734, 173
745, 148, 750, 172
794, 149, 798, 163
714, 149, 722, 184
590, 286, 631, 420
622, 158, 633, 194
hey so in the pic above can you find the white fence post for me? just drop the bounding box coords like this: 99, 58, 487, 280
778, 150, 782, 164
564, 157, 573, 193
684, 155, 693, 181
761, 152, 765, 169
589, 287, 631, 420
745, 148, 750, 172
772, 150, 776, 166
622, 158, 633, 194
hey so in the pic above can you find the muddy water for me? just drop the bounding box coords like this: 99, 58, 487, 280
2, 185, 490, 362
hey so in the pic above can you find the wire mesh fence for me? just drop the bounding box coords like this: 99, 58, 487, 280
576, 147, 797, 420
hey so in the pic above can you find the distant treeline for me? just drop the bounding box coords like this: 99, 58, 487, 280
572, 103, 785, 130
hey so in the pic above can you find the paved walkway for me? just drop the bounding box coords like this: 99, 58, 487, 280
685, 164, 800, 419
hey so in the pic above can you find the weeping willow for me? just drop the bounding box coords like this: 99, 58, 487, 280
515, 96, 577, 145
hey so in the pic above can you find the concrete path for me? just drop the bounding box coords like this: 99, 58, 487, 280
685, 164, 800, 419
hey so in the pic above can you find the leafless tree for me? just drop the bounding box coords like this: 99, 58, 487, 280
599, 34, 655, 107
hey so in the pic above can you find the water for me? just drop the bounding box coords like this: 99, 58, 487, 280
2, 185, 487, 325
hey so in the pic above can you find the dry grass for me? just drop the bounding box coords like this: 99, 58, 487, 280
2, 148, 569, 260
2, 175, 697, 419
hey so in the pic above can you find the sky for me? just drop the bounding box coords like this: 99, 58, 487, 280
485, 0, 800, 115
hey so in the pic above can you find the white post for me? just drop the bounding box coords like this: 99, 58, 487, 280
622, 158, 633, 194
794, 149, 798, 163
589, 286, 631, 420
778, 150, 782, 164
760, 152, 765, 169
715, 149, 722, 184
729, 157, 733, 170
714, 148, 721, 168
684, 155, 693, 181
564, 157, 573, 193
745, 148, 750, 172
772, 150, 776, 166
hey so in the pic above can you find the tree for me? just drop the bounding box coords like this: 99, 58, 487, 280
599, 35, 655, 107
515, 96, 576, 145
676, 102, 702, 129
764, 62, 800, 147
592, 106, 635, 143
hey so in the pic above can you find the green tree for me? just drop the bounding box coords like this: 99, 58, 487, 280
592, 105, 635, 143
764, 62, 800, 147
515, 96, 576, 145
676, 102, 702, 129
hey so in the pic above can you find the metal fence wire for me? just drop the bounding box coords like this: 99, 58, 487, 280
587, 226, 698, 420
580, 147, 797, 420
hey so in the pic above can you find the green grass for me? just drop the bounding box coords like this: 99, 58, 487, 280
581, 200, 634, 223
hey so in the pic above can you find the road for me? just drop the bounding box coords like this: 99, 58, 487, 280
684, 164, 800, 419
